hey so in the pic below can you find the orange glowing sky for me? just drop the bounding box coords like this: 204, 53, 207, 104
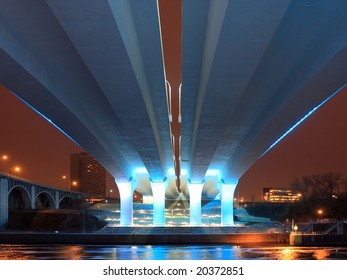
1, 84, 347, 201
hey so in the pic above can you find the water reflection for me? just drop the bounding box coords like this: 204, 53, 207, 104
277, 248, 299, 260
0, 244, 346, 260
56, 245, 85, 260
313, 249, 331, 260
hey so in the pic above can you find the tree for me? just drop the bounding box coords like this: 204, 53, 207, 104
310, 172, 342, 200
291, 172, 343, 200
288, 172, 346, 220
290, 176, 311, 199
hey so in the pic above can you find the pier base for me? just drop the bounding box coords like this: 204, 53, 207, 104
289, 233, 302, 246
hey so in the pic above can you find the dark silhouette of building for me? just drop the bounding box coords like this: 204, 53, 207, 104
70, 152, 106, 197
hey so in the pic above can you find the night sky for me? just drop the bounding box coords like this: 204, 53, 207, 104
1, 84, 347, 201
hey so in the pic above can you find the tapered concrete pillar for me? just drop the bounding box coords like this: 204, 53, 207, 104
30, 185, 36, 209
0, 178, 9, 229
150, 181, 167, 226
221, 181, 237, 226
117, 179, 135, 226
187, 182, 204, 226
54, 191, 60, 209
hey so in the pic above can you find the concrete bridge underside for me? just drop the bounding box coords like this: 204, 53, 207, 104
1, 0, 347, 226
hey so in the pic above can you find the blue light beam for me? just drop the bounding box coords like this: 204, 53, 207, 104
262, 83, 347, 157
9, 91, 81, 146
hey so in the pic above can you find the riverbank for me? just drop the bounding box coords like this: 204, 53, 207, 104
290, 220, 347, 246
290, 232, 347, 246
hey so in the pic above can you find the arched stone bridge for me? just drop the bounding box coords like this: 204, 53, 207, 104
0, 175, 85, 228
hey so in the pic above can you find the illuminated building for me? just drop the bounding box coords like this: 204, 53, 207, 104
263, 188, 302, 203
70, 152, 106, 197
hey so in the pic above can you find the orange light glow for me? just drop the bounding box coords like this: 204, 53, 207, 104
13, 166, 21, 172
1, 155, 9, 161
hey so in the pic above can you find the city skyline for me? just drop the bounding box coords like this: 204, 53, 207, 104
1, 84, 347, 201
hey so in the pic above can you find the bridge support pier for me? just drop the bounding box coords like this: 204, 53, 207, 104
150, 181, 167, 226
30, 185, 36, 209
221, 181, 237, 226
0, 178, 9, 229
117, 179, 135, 226
187, 182, 204, 226
54, 191, 60, 209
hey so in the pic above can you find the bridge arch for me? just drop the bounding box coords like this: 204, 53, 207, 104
59, 196, 74, 209
8, 185, 31, 210
35, 191, 56, 209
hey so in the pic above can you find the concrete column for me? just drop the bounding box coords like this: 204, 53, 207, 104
187, 182, 204, 226
0, 178, 9, 229
54, 191, 60, 209
150, 181, 167, 226
117, 179, 135, 226
30, 185, 36, 209
221, 181, 237, 226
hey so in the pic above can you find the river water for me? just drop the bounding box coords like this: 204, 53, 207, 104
0, 244, 346, 260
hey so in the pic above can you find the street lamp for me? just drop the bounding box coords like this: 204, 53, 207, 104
71, 180, 79, 191
1, 154, 21, 178
13, 166, 21, 173
317, 209, 323, 222
293, 224, 298, 234
62, 175, 69, 190
1, 155, 10, 176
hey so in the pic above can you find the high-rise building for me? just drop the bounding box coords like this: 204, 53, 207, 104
70, 152, 106, 197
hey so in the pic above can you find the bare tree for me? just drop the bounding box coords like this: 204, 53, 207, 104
289, 172, 347, 220
291, 172, 343, 200
310, 172, 342, 200
291, 177, 310, 199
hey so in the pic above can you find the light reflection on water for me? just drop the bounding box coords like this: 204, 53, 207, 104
0, 244, 346, 260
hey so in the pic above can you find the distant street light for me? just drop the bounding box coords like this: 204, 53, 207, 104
1, 154, 22, 178
293, 224, 298, 234
71, 180, 79, 191
62, 175, 69, 190
317, 209, 323, 222
1, 155, 10, 175
14, 166, 21, 172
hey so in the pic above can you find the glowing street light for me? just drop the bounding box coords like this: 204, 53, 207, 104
13, 166, 21, 173
71, 180, 79, 191
317, 209, 323, 222
1, 154, 22, 177
62, 175, 69, 190
293, 224, 298, 234
1, 154, 10, 170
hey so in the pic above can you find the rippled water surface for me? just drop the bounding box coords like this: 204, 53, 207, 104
0, 244, 346, 260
